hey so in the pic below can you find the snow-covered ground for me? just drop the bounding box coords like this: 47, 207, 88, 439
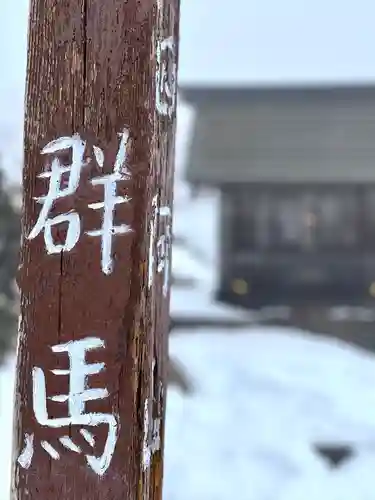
165, 328, 375, 500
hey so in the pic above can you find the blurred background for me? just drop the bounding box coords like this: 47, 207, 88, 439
2, 1, 375, 499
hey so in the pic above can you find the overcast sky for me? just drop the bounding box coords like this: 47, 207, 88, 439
1, 0, 375, 184
179, 0, 375, 85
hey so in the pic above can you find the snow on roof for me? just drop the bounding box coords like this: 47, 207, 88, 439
179, 0, 375, 86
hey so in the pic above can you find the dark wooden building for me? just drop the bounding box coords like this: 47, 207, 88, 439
180, 84, 375, 308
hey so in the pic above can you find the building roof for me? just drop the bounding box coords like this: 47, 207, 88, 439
184, 88, 375, 185
180, 83, 375, 106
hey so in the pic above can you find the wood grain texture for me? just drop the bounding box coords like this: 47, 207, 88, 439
11, 1, 179, 499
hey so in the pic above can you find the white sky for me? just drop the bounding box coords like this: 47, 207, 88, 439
1, 0, 375, 183
179, 0, 375, 85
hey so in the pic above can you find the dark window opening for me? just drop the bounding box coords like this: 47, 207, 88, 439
230, 185, 374, 252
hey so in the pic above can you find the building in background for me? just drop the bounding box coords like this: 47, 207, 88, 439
181, 84, 375, 308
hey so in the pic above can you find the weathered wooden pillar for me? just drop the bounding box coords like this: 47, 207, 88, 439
11, 1, 180, 499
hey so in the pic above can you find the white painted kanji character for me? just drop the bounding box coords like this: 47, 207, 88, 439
147, 194, 172, 296
86, 128, 133, 275
156, 206, 172, 296
156, 36, 177, 117
148, 194, 159, 290
17, 337, 119, 476
28, 135, 88, 253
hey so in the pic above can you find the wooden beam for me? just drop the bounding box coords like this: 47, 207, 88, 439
12, 1, 180, 498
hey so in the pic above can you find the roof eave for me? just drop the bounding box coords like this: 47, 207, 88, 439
179, 81, 375, 106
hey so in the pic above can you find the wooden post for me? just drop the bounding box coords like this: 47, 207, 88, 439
11, 1, 179, 499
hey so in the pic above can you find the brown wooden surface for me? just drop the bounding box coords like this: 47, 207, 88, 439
11, 1, 179, 499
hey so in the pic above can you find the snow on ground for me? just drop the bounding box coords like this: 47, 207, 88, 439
165, 327, 375, 500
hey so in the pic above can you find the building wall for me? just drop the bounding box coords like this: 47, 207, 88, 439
217, 183, 375, 307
